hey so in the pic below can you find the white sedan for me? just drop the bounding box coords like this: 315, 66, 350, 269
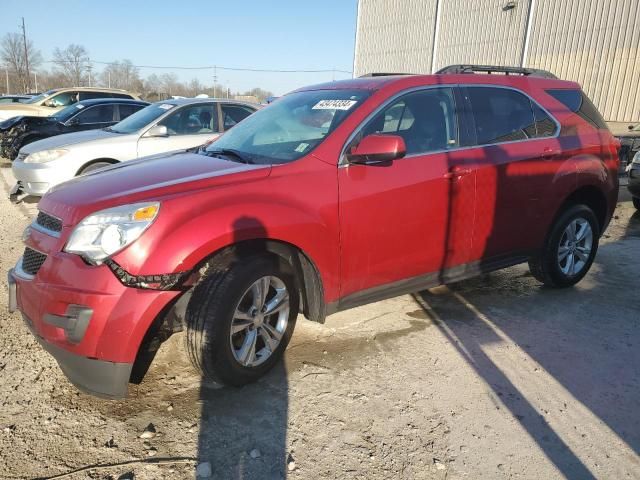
12, 98, 257, 197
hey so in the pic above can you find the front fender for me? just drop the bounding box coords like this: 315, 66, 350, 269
111, 158, 341, 302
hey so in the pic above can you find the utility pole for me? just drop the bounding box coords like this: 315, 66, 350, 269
5, 67, 9, 94
108, 71, 111, 88
213, 65, 217, 98
33, 71, 37, 92
86, 61, 93, 87
20, 17, 31, 92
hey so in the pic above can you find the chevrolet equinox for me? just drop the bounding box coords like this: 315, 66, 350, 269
8, 65, 619, 398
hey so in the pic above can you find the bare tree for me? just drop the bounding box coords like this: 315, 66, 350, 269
99, 59, 142, 92
53, 44, 90, 86
1, 33, 41, 92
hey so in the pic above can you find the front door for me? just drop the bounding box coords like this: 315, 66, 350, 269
338, 87, 476, 299
137, 103, 220, 158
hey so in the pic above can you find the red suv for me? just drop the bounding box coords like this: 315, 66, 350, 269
8, 65, 619, 398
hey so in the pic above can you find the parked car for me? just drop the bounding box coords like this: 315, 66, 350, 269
10, 98, 257, 197
0, 87, 141, 122
8, 65, 619, 398
0, 98, 149, 161
626, 151, 640, 209
0, 95, 33, 104
617, 123, 640, 166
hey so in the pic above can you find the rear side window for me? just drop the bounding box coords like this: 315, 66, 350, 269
221, 104, 256, 130
117, 103, 145, 120
79, 92, 111, 101
111, 93, 134, 99
546, 89, 608, 130
467, 87, 536, 144
532, 103, 557, 138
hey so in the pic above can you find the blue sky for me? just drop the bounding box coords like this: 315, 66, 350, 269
1, 0, 358, 95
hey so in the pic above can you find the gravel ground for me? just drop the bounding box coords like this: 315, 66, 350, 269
0, 163, 638, 480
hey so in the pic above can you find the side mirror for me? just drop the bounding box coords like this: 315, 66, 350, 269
43, 99, 56, 108
347, 134, 406, 165
145, 125, 168, 137
66, 117, 80, 126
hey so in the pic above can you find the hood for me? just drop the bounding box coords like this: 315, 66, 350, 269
0, 104, 45, 117
39, 151, 271, 225
0, 115, 52, 131
20, 128, 118, 153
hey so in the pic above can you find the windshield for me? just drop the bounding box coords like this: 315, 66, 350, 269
109, 103, 175, 134
52, 103, 86, 122
204, 89, 370, 164
25, 89, 57, 104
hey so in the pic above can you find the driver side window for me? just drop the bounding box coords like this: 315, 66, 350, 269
158, 104, 218, 136
359, 88, 458, 156
49, 91, 79, 107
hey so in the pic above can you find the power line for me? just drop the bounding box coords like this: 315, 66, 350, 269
41, 59, 352, 75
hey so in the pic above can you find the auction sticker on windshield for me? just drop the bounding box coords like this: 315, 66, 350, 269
159, 104, 175, 110
312, 99, 357, 110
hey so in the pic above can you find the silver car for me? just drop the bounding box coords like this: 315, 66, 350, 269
12, 98, 257, 197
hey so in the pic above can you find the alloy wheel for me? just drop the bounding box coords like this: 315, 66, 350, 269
229, 275, 290, 367
557, 217, 593, 276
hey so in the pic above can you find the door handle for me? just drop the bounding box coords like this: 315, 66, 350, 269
443, 168, 471, 179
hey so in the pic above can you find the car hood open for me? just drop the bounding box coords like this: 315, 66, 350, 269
39, 151, 271, 225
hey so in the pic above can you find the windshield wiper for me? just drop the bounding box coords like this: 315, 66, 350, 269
205, 148, 253, 164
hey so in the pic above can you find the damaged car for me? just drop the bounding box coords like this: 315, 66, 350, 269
7, 66, 619, 398
0, 98, 148, 161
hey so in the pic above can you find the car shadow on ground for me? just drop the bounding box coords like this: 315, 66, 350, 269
413, 210, 640, 479
195, 364, 289, 479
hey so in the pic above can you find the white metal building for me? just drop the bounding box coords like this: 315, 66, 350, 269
353, 0, 640, 129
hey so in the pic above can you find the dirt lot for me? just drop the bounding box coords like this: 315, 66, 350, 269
0, 163, 638, 480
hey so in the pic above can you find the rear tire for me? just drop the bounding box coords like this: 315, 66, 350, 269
185, 254, 299, 386
633, 197, 640, 210
528, 204, 599, 288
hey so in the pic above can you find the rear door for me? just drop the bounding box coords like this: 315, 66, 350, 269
338, 86, 476, 299
136, 103, 220, 157
460, 86, 560, 260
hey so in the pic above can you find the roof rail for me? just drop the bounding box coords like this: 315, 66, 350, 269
359, 72, 413, 77
436, 64, 557, 79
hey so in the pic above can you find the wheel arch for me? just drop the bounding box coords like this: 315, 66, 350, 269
76, 158, 119, 176
128, 238, 326, 384
557, 184, 608, 234
192, 238, 327, 324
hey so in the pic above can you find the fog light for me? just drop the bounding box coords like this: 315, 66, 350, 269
43, 305, 93, 344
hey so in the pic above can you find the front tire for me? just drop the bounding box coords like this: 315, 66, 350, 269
528, 204, 599, 288
185, 254, 299, 386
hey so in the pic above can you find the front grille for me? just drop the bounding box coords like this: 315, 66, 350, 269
22, 247, 47, 276
36, 211, 63, 233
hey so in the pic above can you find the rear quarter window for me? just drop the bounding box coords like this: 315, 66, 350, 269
546, 89, 609, 131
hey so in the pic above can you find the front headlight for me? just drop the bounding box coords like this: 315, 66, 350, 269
64, 202, 160, 264
632, 151, 640, 165
24, 148, 68, 163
